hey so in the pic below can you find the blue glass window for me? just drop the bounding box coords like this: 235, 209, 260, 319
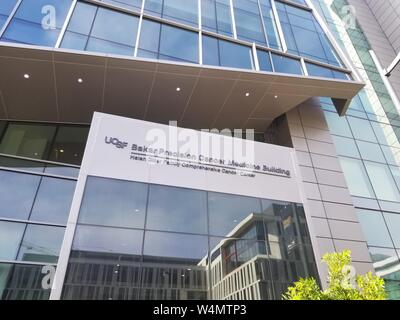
101, 0, 143, 12
306, 62, 349, 80
138, 19, 199, 63
271, 53, 302, 75
257, 49, 273, 72
202, 35, 253, 69
144, 0, 198, 27
259, 0, 281, 49
1, 0, 72, 46
61, 3, 139, 56
232, 0, 266, 45
202, 0, 233, 36
276, 2, 341, 67
0, 0, 18, 30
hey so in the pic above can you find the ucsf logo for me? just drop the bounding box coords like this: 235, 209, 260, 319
105, 136, 128, 149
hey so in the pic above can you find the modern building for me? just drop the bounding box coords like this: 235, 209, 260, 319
0, 0, 399, 300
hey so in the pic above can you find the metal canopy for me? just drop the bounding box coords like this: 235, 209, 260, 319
0, 43, 364, 131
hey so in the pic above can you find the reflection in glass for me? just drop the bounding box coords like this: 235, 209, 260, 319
0, 156, 45, 173
63, 176, 319, 300
146, 185, 207, 234
368, 247, 400, 300
339, 158, 375, 199
30, 177, 76, 225
356, 209, 393, 248
271, 54, 303, 75
144, 0, 198, 27
79, 176, 147, 229
0, 170, 41, 220
202, 0, 233, 36
364, 162, 400, 202
202, 35, 254, 70
0, 263, 53, 300
384, 213, 400, 249
0, 123, 56, 159
49, 126, 89, 165
208, 192, 262, 237
17, 225, 65, 263
141, 231, 209, 300
62, 225, 144, 300
0, 0, 18, 30
1, 0, 72, 46
0, 221, 25, 260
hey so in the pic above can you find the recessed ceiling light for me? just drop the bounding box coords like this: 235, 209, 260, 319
176, 87, 181, 92
274, 95, 279, 99
77, 78, 83, 83
59, 149, 64, 153
24, 74, 30, 79
245, 92, 250, 97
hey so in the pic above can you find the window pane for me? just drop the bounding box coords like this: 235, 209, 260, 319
44, 164, 79, 178
356, 141, 386, 163
0, 123, 56, 159
1, 0, 72, 46
30, 177, 76, 225
0, 221, 25, 260
86, 8, 139, 56
257, 49, 273, 72
137, 19, 160, 58
141, 231, 208, 300
62, 225, 143, 300
102, 0, 143, 12
324, 112, 352, 137
146, 185, 207, 234
49, 126, 89, 165
364, 162, 400, 202
0, 263, 52, 300
202, 0, 233, 36
276, 2, 340, 66
72, 225, 143, 256
208, 192, 262, 237
339, 158, 375, 198
145, 0, 198, 27
233, 0, 266, 45
357, 209, 393, 247
78, 176, 147, 229
159, 24, 198, 63
331, 136, 360, 158
271, 54, 303, 75
384, 213, 400, 248
347, 116, 377, 143
306, 62, 335, 79
17, 225, 64, 263
259, 0, 281, 49
0, 0, 18, 30
0, 170, 41, 220
0, 156, 45, 173
203, 35, 253, 70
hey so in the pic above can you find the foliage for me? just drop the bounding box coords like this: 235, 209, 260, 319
283, 250, 387, 300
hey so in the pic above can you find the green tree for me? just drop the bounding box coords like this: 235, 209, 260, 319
283, 250, 387, 300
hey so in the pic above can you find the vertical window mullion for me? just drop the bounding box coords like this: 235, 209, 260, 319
229, 0, 237, 39
55, 0, 78, 48
0, 0, 22, 38
270, 0, 287, 52
257, 0, 269, 48
134, 0, 147, 57
198, 0, 203, 64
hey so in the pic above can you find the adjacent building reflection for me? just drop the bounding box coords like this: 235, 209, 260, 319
61, 177, 318, 300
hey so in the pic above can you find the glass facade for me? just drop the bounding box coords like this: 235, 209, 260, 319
0, 0, 352, 80
61, 176, 318, 300
313, 0, 400, 299
0, 121, 82, 300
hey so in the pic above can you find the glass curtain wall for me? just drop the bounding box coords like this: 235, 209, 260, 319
0, 121, 88, 300
312, 0, 400, 300
0, 0, 351, 80
61, 176, 318, 300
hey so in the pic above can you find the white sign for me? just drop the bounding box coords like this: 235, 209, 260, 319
80, 112, 303, 203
